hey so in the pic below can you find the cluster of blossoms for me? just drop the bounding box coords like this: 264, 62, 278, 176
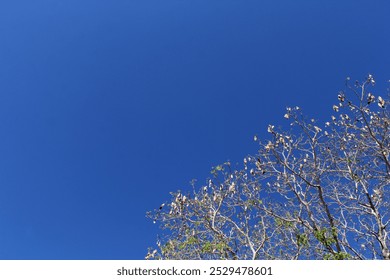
147, 75, 389, 260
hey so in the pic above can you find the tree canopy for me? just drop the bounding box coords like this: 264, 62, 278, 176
147, 75, 390, 260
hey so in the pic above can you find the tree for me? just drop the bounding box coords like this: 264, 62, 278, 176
146, 75, 390, 260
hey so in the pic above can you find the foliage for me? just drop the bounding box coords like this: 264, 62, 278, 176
146, 75, 390, 260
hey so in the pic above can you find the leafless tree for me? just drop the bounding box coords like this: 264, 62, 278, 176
146, 75, 389, 260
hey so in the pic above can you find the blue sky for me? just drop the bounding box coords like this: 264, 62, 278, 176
0, 0, 389, 259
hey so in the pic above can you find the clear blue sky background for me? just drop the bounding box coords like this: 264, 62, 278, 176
0, 0, 389, 259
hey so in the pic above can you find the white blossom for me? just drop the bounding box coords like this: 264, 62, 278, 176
368, 93, 375, 104
314, 126, 322, 133
378, 96, 385, 108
